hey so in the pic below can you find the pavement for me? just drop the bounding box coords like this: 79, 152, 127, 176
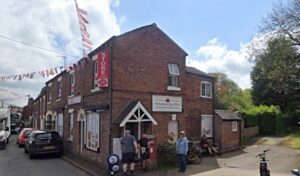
3, 135, 298, 176
62, 136, 300, 176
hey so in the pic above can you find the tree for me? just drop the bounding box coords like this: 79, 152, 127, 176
209, 73, 253, 111
251, 36, 300, 112
260, 0, 300, 46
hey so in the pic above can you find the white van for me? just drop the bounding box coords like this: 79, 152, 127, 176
0, 108, 11, 149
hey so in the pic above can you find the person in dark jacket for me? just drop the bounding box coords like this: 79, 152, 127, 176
176, 130, 188, 173
200, 135, 220, 156
138, 133, 150, 172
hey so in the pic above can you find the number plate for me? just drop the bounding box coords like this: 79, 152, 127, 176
43, 146, 55, 149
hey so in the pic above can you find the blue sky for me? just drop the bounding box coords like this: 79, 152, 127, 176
114, 0, 276, 51
0, 0, 278, 106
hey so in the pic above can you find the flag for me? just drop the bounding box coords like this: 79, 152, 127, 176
77, 6, 87, 15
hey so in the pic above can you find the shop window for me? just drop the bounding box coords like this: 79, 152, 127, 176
86, 112, 100, 152
201, 81, 212, 98
68, 113, 74, 141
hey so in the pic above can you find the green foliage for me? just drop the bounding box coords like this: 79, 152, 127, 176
251, 36, 300, 113
157, 143, 177, 167
242, 105, 284, 134
209, 72, 253, 111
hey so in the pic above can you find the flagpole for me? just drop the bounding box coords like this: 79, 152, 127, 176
74, 0, 87, 57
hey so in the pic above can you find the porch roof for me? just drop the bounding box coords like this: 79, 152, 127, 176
113, 101, 157, 127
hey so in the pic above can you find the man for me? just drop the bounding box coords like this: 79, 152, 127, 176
121, 130, 138, 176
138, 133, 150, 172
200, 135, 220, 156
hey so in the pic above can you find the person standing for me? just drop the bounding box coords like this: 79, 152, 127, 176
138, 133, 150, 172
121, 130, 138, 176
176, 130, 188, 173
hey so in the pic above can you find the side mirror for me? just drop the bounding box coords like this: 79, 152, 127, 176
291, 169, 300, 176
5, 127, 9, 131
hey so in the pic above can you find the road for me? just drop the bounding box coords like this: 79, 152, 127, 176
0, 135, 90, 176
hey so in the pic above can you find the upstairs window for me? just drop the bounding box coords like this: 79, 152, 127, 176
70, 73, 75, 96
168, 64, 180, 87
57, 80, 62, 99
47, 83, 52, 103
201, 81, 212, 98
93, 60, 98, 89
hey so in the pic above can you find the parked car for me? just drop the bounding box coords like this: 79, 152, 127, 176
17, 128, 35, 147
24, 130, 63, 159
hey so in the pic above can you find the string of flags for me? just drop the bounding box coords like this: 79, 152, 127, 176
0, 57, 90, 82
0, 1, 94, 82
75, 0, 93, 55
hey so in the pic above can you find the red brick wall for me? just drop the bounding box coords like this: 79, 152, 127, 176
184, 73, 214, 140
214, 114, 241, 152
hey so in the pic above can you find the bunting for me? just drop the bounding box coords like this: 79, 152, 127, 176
0, 57, 90, 82
75, 0, 93, 54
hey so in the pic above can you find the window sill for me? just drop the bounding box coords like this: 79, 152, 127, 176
167, 86, 181, 91
201, 95, 212, 99
56, 98, 61, 102
67, 136, 73, 142
68, 94, 75, 98
47, 102, 51, 104
91, 87, 100, 93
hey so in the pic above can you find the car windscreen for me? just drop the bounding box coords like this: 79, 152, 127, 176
35, 133, 51, 139
24, 130, 33, 136
51, 132, 61, 139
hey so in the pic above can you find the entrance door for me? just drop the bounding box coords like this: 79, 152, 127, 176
125, 123, 138, 139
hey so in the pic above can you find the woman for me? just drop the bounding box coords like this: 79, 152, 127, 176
176, 130, 188, 173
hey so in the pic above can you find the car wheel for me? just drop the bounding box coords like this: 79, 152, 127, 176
19, 144, 22, 148
29, 151, 35, 159
6, 138, 9, 144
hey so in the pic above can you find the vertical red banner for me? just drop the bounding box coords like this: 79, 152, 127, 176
97, 51, 110, 87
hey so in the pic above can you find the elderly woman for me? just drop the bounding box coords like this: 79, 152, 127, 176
176, 130, 188, 173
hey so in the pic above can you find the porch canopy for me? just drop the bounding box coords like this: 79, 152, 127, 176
114, 101, 157, 127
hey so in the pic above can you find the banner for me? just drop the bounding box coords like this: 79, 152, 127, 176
97, 51, 109, 87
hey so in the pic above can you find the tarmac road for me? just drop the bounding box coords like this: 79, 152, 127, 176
0, 135, 90, 176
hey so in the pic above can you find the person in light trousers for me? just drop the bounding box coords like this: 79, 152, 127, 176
176, 130, 188, 173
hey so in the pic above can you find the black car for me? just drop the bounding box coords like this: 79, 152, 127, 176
24, 130, 63, 159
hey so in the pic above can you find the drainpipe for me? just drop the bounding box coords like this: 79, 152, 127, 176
108, 38, 115, 155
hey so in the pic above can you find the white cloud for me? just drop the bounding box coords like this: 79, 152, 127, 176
0, 0, 121, 107
187, 38, 254, 90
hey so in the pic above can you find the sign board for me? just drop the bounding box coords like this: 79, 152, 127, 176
168, 121, 178, 143
68, 95, 81, 105
97, 51, 109, 88
152, 95, 182, 112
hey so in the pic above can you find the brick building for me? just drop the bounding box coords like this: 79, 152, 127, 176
28, 24, 215, 167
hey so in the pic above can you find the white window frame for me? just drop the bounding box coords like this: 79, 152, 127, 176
70, 73, 75, 97
232, 121, 238, 132
86, 112, 100, 152
68, 110, 74, 141
57, 80, 62, 101
201, 81, 212, 98
91, 60, 99, 91
47, 83, 52, 103
168, 63, 180, 89
57, 113, 64, 137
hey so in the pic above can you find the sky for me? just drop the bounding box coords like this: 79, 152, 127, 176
0, 0, 278, 107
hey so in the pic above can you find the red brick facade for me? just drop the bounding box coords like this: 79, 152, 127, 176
27, 24, 215, 167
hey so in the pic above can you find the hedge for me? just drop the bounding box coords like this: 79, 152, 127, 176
242, 105, 283, 134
